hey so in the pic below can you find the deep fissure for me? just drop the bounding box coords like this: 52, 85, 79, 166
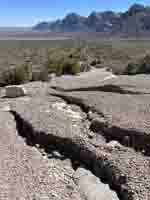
8, 85, 150, 200
50, 92, 150, 156
10, 110, 129, 200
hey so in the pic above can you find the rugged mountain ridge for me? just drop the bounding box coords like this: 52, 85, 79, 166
34, 4, 150, 36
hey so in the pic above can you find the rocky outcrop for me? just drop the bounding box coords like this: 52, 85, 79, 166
50, 73, 150, 154
0, 84, 84, 200
5, 85, 27, 98
73, 167, 119, 200
50, 68, 116, 91
1, 68, 150, 200
0, 111, 83, 200
8, 93, 150, 200
49, 70, 150, 199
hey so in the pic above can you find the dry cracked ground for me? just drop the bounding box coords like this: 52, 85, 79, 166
0, 68, 150, 200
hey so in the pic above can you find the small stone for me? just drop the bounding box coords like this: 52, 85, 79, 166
88, 132, 95, 139
5, 85, 27, 98
32, 195, 49, 200
52, 151, 62, 158
48, 73, 56, 80
35, 144, 40, 148
88, 111, 93, 120
106, 140, 122, 149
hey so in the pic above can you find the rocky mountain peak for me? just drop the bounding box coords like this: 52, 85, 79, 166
128, 3, 145, 15
34, 3, 150, 36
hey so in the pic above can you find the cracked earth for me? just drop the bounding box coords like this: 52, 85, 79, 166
0, 68, 150, 200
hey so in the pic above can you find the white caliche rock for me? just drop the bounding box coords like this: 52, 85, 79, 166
51, 102, 83, 121
48, 73, 56, 80
5, 85, 27, 98
106, 140, 122, 150
73, 167, 119, 200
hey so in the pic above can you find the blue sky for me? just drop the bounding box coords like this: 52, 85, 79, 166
0, 0, 150, 26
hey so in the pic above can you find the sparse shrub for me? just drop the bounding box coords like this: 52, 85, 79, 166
3, 39, 150, 84
46, 57, 63, 75
46, 51, 81, 76
32, 66, 49, 81
0, 67, 15, 86
0, 62, 49, 86
90, 59, 101, 66
124, 54, 150, 75
62, 59, 80, 75
124, 62, 139, 75
0, 63, 32, 86
138, 55, 150, 74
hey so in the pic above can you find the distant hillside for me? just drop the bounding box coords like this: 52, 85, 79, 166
34, 4, 150, 37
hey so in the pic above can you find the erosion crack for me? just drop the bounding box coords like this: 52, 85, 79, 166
10, 110, 134, 200
50, 92, 105, 118
50, 92, 150, 156
90, 119, 150, 156
51, 84, 150, 95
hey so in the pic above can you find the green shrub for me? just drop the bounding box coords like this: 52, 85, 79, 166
124, 54, 150, 75
124, 62, 139, 75
0, 63, 32, 86
46, 52, 81, 76
46, 58, 62, 75
61, 59, 80, 75
138, 55, 150, 74
90, 59, 101, 66
0, 62, 49, 86
32, 66, 49, 81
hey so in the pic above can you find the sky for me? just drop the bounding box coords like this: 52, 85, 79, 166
0, 0, 150, 26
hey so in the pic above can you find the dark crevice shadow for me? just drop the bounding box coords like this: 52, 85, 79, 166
50, 93, 106, 119
51, 84, 150, 95
50, 93, 150, 156
10, 110, 125, 200
90, 120, 150, 156
9, 110, 103, 173
47, 152, 66, 160
10, 110, 71, 161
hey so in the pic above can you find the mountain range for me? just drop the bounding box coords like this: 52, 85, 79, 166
34, 4, 150, 37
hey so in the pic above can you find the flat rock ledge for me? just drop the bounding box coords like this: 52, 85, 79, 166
7, 95, 150, 200
0, 72, 150, 200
